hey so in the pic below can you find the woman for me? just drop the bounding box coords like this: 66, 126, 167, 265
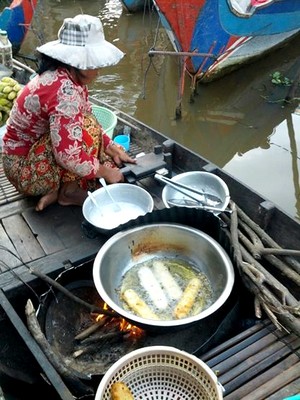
2, 14, 136, 211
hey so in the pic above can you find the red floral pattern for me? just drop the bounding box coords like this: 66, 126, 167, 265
3, 68, 111, 180
2, 68, 115, 196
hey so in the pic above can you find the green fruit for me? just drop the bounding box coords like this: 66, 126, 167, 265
0, 98, 11, 106
2, 86, 13, 94
7, 91, 17, 101
0, 105, 11, 113
13, 83, 21, 92
1, 77, 17, 85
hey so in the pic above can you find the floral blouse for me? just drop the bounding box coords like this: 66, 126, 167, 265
3, 68, 111, 180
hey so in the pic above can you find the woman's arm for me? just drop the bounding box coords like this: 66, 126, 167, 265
104, 141, 137, 166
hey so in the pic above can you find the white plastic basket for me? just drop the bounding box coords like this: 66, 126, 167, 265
92, 105, 117, 138
95, 346, 224, 400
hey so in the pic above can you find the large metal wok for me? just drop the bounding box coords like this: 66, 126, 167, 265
93, 223, 234, 329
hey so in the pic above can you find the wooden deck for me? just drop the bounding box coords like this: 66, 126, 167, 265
0, 165, 107, 299
0, 109, 299, 398
201, 320, 300, 400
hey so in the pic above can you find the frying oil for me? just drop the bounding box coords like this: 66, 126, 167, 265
119, 257, 213, 320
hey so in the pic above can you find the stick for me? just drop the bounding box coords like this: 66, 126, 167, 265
73, 331, 126, 358
236, 205, 300, 274
222, 201, 300, 335
25, 299, 93, 395
74, 317, 108, 341
79, 330, 126, 346
224, 211, 299, 307
237, 220, 300, 287
259, 248, 300, 257
29, 267, 116, 317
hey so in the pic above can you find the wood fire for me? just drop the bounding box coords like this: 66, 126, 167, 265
73, 303, 145, 358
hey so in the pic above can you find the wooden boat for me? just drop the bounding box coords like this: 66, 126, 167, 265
150, 0, 300, 116
0, 71, 299, 398
120, 0, 150, 13
0, 0, 38, 52
218, 0, 300, 36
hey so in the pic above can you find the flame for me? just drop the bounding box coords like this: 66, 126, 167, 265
119, 318, 145, 339
95, 313, 105, 322
91, 302, 110, 323
92, 302, 145, 340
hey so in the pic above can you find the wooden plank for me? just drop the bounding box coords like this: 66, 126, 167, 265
222, 337, 300, 393
0, 236, 105, 297
265, 376, 300, 399
224, 353, 300, 399
202, 321, 273, 364
22, 205, 87, 254
0, 224, 20, 270
2, 214, 45, 263
210, 329, 288, 373
201, 320, 300, 400
22, 206, 68, 254
0, 197, 35, 220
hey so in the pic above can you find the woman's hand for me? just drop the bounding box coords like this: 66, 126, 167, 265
96, 142, 137, 184
105, 142, 137, 167
97, 164, 124, 183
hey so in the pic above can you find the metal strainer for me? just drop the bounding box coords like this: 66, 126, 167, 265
95, 346, 224, 400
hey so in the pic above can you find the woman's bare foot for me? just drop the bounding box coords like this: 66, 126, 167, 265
35, 191, 59, 211
58, 181, 87, 207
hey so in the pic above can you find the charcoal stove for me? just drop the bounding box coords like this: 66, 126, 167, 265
37, 258, 241, 386
37, 266, 145, 379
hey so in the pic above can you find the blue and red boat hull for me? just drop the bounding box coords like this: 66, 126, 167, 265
153, 0, 300, 81
0, 0, 38, 52
120, 0, 149, 13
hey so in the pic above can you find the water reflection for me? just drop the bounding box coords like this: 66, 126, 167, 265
225, 113, 300, 220
287, 113, 300, 215
21, 0, 300, 220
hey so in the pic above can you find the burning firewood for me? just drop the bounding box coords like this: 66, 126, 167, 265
74, 316, 108, 341
73, 331, 127, 358
80, 328, 127, 345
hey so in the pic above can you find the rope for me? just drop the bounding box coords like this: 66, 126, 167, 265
141, 15, 161, 99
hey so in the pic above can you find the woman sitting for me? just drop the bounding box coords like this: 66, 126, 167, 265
2, 14, 136, 211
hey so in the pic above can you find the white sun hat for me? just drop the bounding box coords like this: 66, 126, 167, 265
36, 14, 124, 70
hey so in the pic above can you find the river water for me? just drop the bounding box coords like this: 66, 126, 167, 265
21, 0, 300, 221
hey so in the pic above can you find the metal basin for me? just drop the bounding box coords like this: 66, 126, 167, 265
93, 223, 235, 329
162, 171, 230, 214
82, 183, 154, 232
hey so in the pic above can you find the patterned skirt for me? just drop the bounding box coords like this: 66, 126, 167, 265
2, 113, 117, 196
